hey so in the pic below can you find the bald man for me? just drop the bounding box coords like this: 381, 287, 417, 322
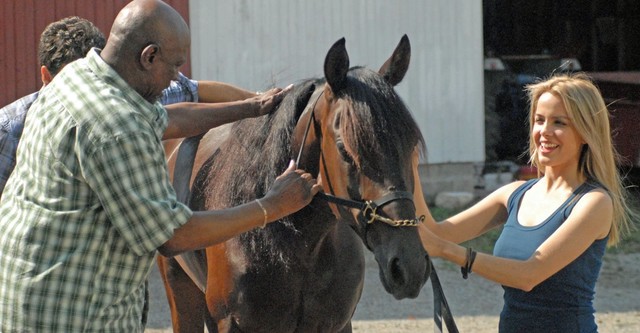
0, 1, 320, 331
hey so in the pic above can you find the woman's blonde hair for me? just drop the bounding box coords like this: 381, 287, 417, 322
525, 73, 635, 246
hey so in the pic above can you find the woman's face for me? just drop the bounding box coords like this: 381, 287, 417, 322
532, 92, 585, 171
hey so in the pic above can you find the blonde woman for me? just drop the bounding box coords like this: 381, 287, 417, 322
417, 73, 635, 332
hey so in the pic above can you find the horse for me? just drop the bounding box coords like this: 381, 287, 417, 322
158, 35, 431, 333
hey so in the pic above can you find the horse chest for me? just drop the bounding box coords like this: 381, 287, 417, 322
227, 233, 364, 331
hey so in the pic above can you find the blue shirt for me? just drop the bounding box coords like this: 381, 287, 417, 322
0, 73, 198, 199
493, 179, 607, 333
0, 92, 39, 199
161, 72, 199, 104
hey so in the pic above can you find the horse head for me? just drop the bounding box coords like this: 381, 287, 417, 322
293, 35, 430, 299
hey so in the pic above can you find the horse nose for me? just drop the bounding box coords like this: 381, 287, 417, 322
385, 252, 430, 299
389, 257, 406, 286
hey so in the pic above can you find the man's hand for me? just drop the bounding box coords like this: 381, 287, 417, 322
250, 84, 293, 117
259, 160, 322, 222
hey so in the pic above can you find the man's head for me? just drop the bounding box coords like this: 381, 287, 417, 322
38, 16, 106, 84
101, 0, 190, 103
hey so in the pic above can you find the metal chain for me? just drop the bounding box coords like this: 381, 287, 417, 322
363, 201, 425, 227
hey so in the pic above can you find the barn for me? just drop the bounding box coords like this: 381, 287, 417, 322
1, 0, 485, 201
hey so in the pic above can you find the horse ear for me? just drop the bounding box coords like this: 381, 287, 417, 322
324, 37, 349, 95
378, 34, 411, 86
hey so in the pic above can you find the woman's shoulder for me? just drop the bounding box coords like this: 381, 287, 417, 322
496, 179, 530, 198
481, 179, 530, 209
569, 185, 613, 239
576, 185, 613, 210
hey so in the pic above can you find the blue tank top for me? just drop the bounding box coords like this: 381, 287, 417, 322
493, 179, 608, 333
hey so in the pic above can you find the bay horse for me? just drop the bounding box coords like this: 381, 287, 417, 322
159, 35, 431, 332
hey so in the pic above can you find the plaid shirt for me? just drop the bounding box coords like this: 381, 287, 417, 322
0, 48, 191, 332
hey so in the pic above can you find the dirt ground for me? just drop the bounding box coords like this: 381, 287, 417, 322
144, 251, 640, 332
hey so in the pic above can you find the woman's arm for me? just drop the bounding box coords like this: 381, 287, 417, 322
419, 188, 613, 291
413, 151, 515, 244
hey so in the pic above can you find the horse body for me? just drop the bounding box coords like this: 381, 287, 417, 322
159, 35, 429, 333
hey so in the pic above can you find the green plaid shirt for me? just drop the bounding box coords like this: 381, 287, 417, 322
0, 48, 191, 332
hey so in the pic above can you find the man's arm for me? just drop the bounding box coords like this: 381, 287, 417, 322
196, 80, 258, 103
161, 73, 258, 105
163, 86, 291, 140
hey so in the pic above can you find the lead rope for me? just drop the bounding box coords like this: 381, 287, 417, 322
430, 264, 459, 332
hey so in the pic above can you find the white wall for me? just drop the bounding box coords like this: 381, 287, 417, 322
189, 0, 484, 165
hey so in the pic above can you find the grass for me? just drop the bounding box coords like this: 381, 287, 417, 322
429, 205, 640, 255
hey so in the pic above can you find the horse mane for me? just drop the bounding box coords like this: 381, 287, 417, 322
190, 67, 424, 269
339, 67, 425, 184
191, 79, 320, 269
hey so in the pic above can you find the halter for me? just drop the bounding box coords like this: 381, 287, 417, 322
295, 89, 423, 242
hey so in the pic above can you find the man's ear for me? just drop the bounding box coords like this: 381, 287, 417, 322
40, 66, 53, 85
140, 44, 160, 70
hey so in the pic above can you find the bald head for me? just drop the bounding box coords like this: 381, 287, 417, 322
101, 0, 190, 102
109, 0, 189, 53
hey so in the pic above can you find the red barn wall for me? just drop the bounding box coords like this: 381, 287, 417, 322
0, 0, 191, 107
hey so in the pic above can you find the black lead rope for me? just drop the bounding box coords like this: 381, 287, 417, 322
430, 264, 459, 333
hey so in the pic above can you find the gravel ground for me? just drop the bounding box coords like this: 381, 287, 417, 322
145, 251, 640, 332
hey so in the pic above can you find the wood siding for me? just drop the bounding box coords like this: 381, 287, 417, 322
0, 0, 190, 107
188, 0, 484, 164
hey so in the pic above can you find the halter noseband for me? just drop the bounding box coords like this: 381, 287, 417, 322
295, 88, 423, 230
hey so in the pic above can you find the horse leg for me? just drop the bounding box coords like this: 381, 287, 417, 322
157, 255, 207, 333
